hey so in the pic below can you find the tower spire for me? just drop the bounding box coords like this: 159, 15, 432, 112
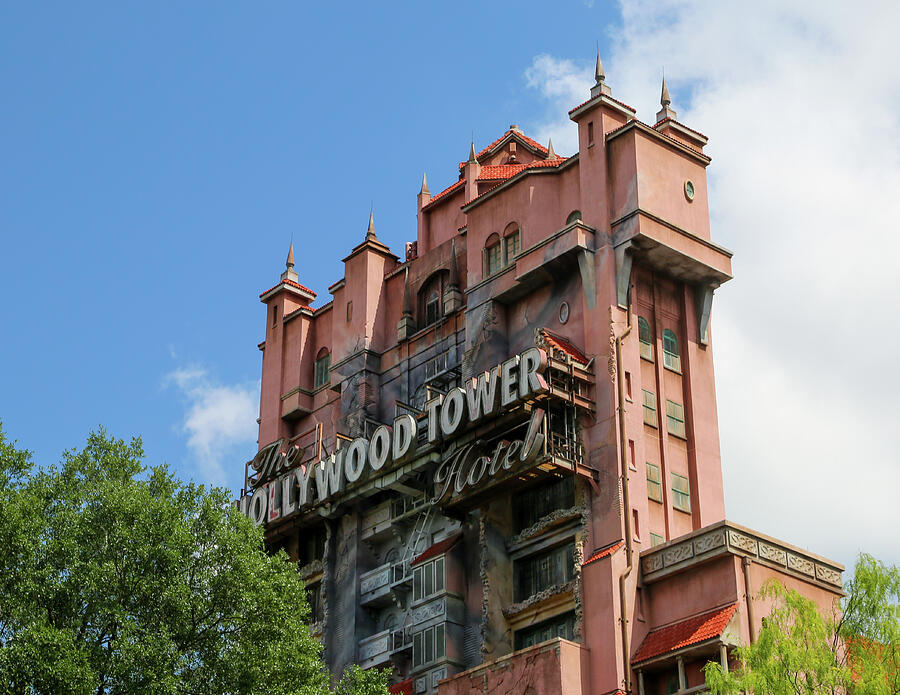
468, 140, 477, 163
366, 209, 377, 241
286, 239, 295, 269
547, 138, 556, 159
280, 238, 299, 283
420, 172, 429, 195
656, 73, 677, 123
590, 51, 612, 98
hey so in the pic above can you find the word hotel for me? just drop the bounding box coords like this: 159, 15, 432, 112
238, 57, 844, 695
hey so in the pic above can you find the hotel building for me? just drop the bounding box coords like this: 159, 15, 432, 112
238, 58, 844, 695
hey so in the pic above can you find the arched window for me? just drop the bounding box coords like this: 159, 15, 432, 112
662, 329, 680, 372
484, 233, 502, 276
503, 223, 521, 263
418, 271, 447, 328
638, 317, 653, 361
566, 210, 582, 225
314, 348, 330, 388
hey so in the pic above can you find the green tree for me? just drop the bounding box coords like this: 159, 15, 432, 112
704, 554, 900, 695
0, 425, 389, 695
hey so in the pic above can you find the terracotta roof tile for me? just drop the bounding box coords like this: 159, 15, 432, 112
388, 679, 413, 695
462, 158, 567, 207
411, 532, 462, 567
583, 540, 624, 566
653, 117, 708, 140
568, 93, 637, 116
259, 278, 317, 299
632, 603, 738, 663
458, 130, 552, 169
541, 330, 589, 365
422, 179, 465, 210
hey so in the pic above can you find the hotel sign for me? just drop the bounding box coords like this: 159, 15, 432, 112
239, 347, 548, 525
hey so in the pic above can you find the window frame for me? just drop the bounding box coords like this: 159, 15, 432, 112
412, 623, 445, 668
662, 328, 681, 373
513, 541, 575, 603
314, 351, 331, 389
485, 239, 502, 276
666, 400, 687, 439
504, 229, 521, 262
642, 389, 658, 428
671, 473, 691, 514
412, 556, 445, 603
646, 462, 662, 502
638, 317, 654, 362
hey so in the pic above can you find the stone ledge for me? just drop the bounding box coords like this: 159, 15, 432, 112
639, 520, 843, 591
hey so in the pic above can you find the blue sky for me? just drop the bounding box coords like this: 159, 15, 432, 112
2, 1, 899, 570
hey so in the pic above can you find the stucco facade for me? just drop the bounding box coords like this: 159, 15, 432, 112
238, 62, 843, 695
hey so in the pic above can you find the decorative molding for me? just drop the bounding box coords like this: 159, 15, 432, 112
693, 530, 725, 555
358, 630, 390, 662
639, 521, 843, 590
758, 542, 786, 566
411, 598, 445, 626
663, 542, 694, 565
816, 564, 843, 586
787, 553, 815, 577
727, 530, 758, 555
360, 565, 391, 595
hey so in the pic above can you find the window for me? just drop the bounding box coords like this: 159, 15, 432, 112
566, 210, 582, 225
587, 121, 594, 145
624, 371, 632, 401
514, 542, 574, 602
666, 400, 686, 439
424, 291, 440, 326
314, 350, 330, 388
413, 623, 445, 668
646, 463, 662, 502
307, 581, 323, 622
662, 329, 681, 372
486, 237, 502, 275
650, 532, 665, 547
671, 473, 691, 513
513, 476, 575, 533
642, 390, 657, 428
300, 525, 327, 566
505, 230, 521, 261
272, 305, 279, 327
346, 301, 352, 322
515, 612, 575, 650
413, 556, 445, 602
638, 317, 653, 361
419, 271, 446, 328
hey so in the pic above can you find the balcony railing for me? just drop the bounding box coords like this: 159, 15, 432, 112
359, 561, 412, 607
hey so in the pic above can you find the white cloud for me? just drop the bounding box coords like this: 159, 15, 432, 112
165, 366, 259, 487
526, 0, 900, 569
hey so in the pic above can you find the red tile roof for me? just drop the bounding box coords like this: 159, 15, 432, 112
477, 158, 567, 182
653, 117, 708, 141
458, 129, 553, 170
542, 330, 590, 365
259, 278, 317, 299
632, 603, 738, 663
388, 679, 413, 695
422, 179, 465, 209
411, 532, 462, 567
583, 540, 624, 566
568, 92, 637, 116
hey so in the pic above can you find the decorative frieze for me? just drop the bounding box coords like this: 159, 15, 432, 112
358, 630, 390, 662
727, 529, 758, 554
360, 564, 391, 595
787, 553, 815, 577
759, 542, 786, 565
639, 521, 843, 590
411, 598, 445, 626
693, 530, 725, 555
816, 564, 843, 586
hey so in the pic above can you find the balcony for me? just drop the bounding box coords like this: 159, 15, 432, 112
361, 494, 428, 544
358, 629, 413, 670
360, 561, 413, 608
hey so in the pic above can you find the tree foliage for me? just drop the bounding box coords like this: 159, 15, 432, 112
705, 554, 900, 695
0, 425, 389, 695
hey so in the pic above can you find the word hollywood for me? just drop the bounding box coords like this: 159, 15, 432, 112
239, 347, 549, 525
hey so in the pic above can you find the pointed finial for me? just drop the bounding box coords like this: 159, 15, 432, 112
655, 73, 677, 123
402, 267, 413, 317
661, 76, 671, 107
547, 138, 556, 159
468, 140, 477, 163
286, 239, 295, 269
448, 238, 459, 289
595, 52, 605, 83
420, 172, 430, 195
590, 50, 612, 98
366, 209, 376, 241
